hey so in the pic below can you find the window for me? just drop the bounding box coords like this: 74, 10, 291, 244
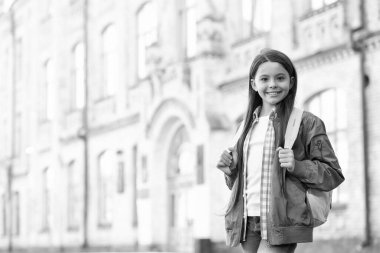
169, 194, 176, 227
140, 155, 148, 183
132, 145, 138, 228
40, 59, 54, 121
116, 151, 125, 193
44, 0, 52, 17
3, 0, 14, 11
16, 38, 23, 83
101, 24, 117, 97
14, 112, 22, 157
196, 145, 204, 184
137, 1, 158, 78
98, 150, 116, 226
71, 42, 85, 110
310, 0, 338, 10
1, 194, 6, 236
41, 167, 50, 232
241, 0, 272, 38
67, 161, 81, 230
179, 0, 197, 58
11, 192, 20, 236
167, 127, 195, 177
305, 89, 348, 205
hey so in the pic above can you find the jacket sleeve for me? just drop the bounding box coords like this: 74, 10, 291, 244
288, 114, 345, 191
223, 121, 244, 190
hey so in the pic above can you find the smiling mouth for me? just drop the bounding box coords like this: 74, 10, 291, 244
266, 91, 282, 96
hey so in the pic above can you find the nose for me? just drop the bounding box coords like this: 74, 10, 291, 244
268, 78, 277, 88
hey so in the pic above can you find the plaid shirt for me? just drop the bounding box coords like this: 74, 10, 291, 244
242, 107, 276, 240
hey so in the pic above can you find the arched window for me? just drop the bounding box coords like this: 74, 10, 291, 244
1, 193, 6, 236
116, 150, 125, 193
167, 126, 195, 177
97, 150, 116, 226
72, 42, 85, 109
241, 0, 272, 38
305, 88, 348, 204
40, 59, 54, 121
41, 167, 50, 231
310, 0, 338, 10
137, 1, 158, 78
67, 160, 81, 230
179, 0, 197, 58
101, 24, 117, 97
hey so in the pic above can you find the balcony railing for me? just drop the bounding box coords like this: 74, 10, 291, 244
222, 34, 268, 85
297, 1, 348, 54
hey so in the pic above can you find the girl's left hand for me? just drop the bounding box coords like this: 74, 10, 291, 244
277, 147, 295, 172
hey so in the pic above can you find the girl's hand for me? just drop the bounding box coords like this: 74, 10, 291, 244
277, 147, 295, 172
217, 147, 238, 175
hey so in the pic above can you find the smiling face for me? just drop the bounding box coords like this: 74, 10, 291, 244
252, 61, 294, 115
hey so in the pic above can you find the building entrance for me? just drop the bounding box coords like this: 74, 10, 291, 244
167, 126, 196, 253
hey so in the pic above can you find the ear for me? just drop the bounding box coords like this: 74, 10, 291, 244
250, 79, 257, 91
290, 76, 295, 89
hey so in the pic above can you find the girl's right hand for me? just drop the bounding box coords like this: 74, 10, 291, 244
216, 147, 238, 175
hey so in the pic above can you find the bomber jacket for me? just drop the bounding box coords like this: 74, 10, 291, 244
224, 110, 345, 246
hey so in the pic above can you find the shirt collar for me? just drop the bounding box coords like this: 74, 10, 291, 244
253, 106, 262, 119
253, 106, 278, 120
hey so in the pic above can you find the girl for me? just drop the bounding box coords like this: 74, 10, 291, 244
217, 49, 344, 253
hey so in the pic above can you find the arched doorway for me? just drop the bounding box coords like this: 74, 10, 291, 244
146, 99, 197, 252
166, 125, 196, 253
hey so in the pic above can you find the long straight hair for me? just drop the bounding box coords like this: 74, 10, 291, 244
226, 49, 298, 214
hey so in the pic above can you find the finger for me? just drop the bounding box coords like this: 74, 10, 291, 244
217, 160, 230, 168
278, 154, 292, 160
279, 158, 288, 164
221, 155, 232, 163
221, 152, 232, 160
280, 162, 292, 168
278, 148, 292, 155
278, 150, 293, 158
217, 161, 226, 168
222, 151, 233, 159
221, 156, 231, 165
279, 157, 293, 163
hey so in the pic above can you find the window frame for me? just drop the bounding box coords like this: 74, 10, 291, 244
97, 150, 116, 228
136, 1, 158, 79
240, 0, 272, 39
178, 0, 197, 59
310, 0, 338, 11
39, 59, 54, 122
67, 160, 81, 231
100, 24, 118, 98
71, 42, 85, 111
41, 167, 50, 232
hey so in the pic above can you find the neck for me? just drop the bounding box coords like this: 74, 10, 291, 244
260, 105, 276, 116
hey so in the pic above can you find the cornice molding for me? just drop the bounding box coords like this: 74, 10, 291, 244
362, 32, 380, 52
294, 45, 355, 72
60, 112, 140, 144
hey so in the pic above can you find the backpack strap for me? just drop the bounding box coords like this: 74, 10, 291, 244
229, 120, 245, 147
284, 107, 304, 149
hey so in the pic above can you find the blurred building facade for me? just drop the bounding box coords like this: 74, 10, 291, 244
0, 0, 379, 252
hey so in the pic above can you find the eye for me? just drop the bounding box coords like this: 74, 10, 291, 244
260, 77, 268, 82
277, 76, 286, 81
